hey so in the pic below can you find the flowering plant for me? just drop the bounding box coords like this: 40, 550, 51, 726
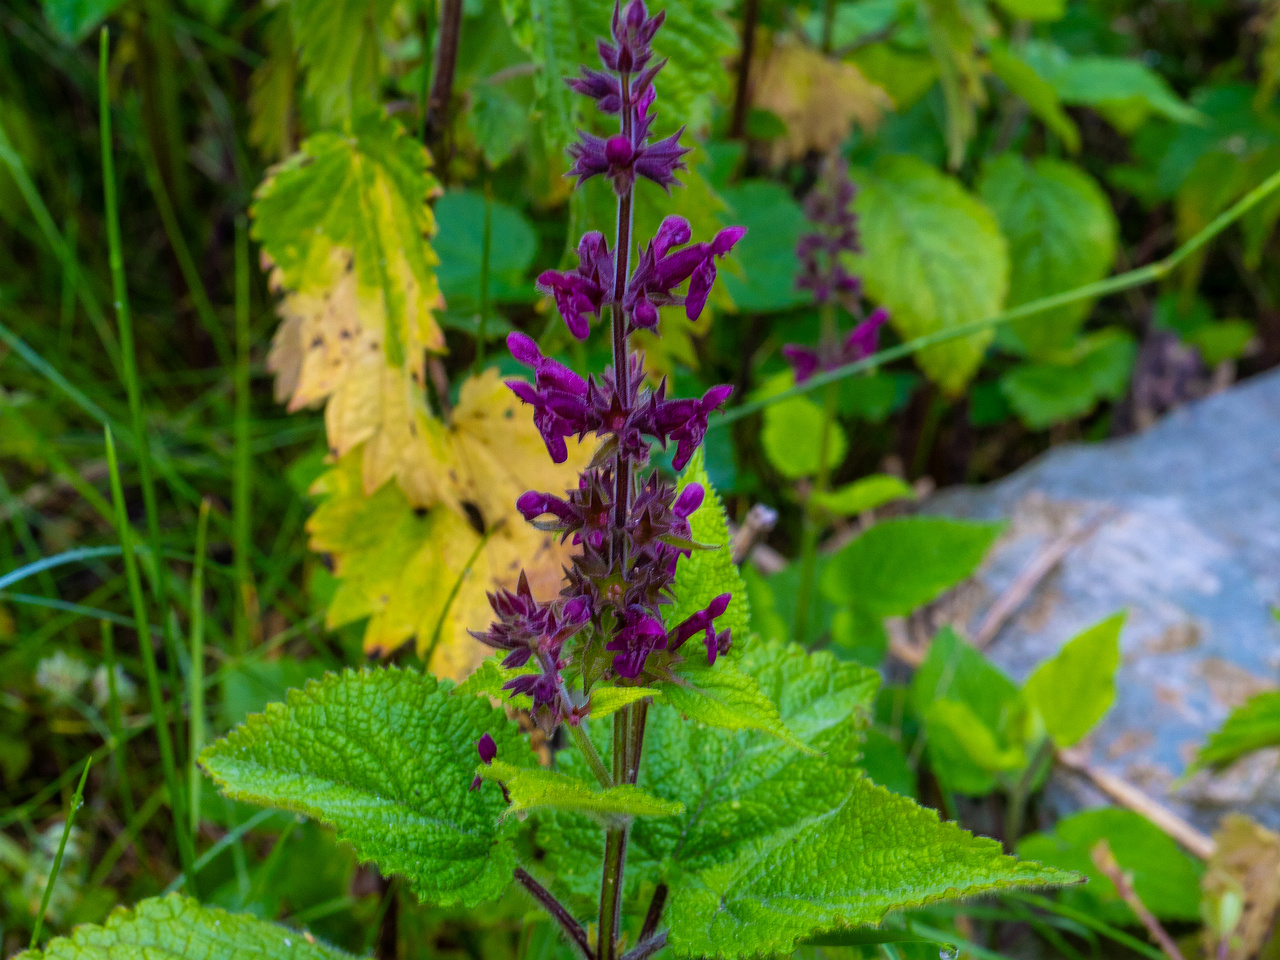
92, 7, 1074, 960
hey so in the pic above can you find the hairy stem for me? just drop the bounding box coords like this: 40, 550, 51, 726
598, 710, 632, 960
569, 721, 613, 789
639, 883, 667, 941
620, 931, 668, 960
729, 0, 759, 139
423, 0, 462, 153
516, 867, 595, 960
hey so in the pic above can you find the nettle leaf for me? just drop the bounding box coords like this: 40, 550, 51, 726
1023, 612, 1124, 747
479, 759, 683, 821
979, 155, 1117, 357
501, 0, 733, 147
590, 686, 661, 718
666, 776, 1076, 958
538, 641, 879, 900
811, 474, 915, 517
14, 895, 352, 960
762, 395, 848, 479
1193, 690, 1280, 771
851, 155, 1009, 395
821, 517, 1003, 617
659, 661, 815, 753
667, 448, 749, 646
200, 667, 533, 907
291, 0, 392, 125
717, 181, 808, 312
1000, 328, 1136, 429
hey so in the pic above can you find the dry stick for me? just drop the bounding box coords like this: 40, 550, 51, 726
971, 509, 1114, 649
423, 0, 462, 152
728, 0, 759, 139
730, 504, 779, 565
1059, 748, 1216, 860
515, 867, 595, 960
1091, 839, 1188, 960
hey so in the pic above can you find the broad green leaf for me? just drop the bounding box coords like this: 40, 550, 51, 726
926, 700, 1026, 786
660, 661, 815, 754
859, 727, 916, 797
717, 181, 808, 312
666, 776, 1077, 958
1018, 42, 1202, 131
989, 0, 1064, 23
434, 190, 538, 309
247, 12, 297, 163
454, 655, 538, 706
291, 0, 393, 125
43, 0, 126, 43
1000, 328, 1136, 429
851, 155, 1009, 394
762, 395, 848, 479
14, 895, 353, 960
1192, 690, 1280, 771
821, 517, 1003, 617
539, 641, 879, 899
1023, 613, 1125, 747
590, 686, 662, 718
466, 85, 531, 168
988, 42, 1080, 151
1018, 808, 1203, 923
912, 627, 1020, 731
667, 449, 750, 647
979, 155, 1117, 357
812, 474, 915, 517
478, 759, 683, 821
200, 667, 533, 907
1187, 319, 1256, 366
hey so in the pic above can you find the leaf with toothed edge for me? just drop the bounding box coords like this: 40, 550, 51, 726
199, 667, 533, 907
479, 759, 684, 822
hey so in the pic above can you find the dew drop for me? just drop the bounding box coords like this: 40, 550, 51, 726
939, 945, 958, 960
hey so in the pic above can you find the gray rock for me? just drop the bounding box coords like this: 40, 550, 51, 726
926, 369, 1280, 834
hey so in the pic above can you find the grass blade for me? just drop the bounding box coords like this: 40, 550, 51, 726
233, 215, 254, 653
29, 758, 92, 950
189, 498, 210, 837
100, 619, 136, 823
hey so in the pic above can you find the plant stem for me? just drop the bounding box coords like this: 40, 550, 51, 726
99, 620, 135, 822
794, 304, 840, 646
639, 882, 667, 941
598, 708, 633, 960
515, 867, 594, 960
569, 721, 613, 788
619, 932, 668, 960
104, 424, 197, 894
1004, 736, 1054, 847
417, 0, 437, 144
910, 389, 947, 480
474, 180, 492, 372
424, 0, 462, 153
29, 758, 91, 950
729, 0, 760, 139
821, 0, 837, 52
233, 216, 253, 655
188, 498, 210, 838
99, 26, 190, 798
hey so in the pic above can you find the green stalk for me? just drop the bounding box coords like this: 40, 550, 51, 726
58, 211, 78, 351
189, 499, 210, 838
793, 303, 840, 647
99, 620, 135, 822
29, 759, 92, 950
104, 425, 197, 893
473, 180, 493, 372
417, 0, 437, 144
99, 27, 188, 766
233, 216, 253, 654
715, 162, 1280, 428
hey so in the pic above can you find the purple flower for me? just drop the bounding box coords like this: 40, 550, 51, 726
783, 308, 888, 383
651, 383, 734, 471
607, 606, 669, 678
669, 593, 732, 665
625, 218, 746, 328
536, 232, 614, 341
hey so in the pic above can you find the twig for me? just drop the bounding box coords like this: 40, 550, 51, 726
423, 0, 462, 152
1058, 748, 1216, 859
639, 883, 667, 941
730, 504, 778, 564
1091, 839, 1188, 960
619, 931, 667, 960
515, 866, 595, 960
728, 0, 759, 139
972, 510, 1113, 649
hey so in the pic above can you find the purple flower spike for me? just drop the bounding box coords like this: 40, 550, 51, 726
537, 233, 614, 340
782, 345, 821, 384
607, 606, 669, 678
471, 733, 498, 791
672, 483, 704, 518
846, 307, 889, 361
669, 593, 732, 664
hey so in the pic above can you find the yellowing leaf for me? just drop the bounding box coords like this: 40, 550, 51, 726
1201, 815, 1280, 960
752, 40, 891, 164
256, 111, 446, 480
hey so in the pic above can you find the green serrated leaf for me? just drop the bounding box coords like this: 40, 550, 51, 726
454, 655, 537, 706
1192, 690, 1280, 772
812, 474, 915, 517
590, 686, 662, 718
667, 448, 749, 647
821, 517, 1003, 617
291, 0, 393, 125
14, 895, 353, 960
200, 667, 531, 907
660, 661, 816, 754
480, 759, 683, 821
666, 775, 1077, 958
1023, 613, 1124, 747
980, 155, 1117, 357
851, 155, 1009, 395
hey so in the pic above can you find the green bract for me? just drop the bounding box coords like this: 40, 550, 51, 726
199, 667, 533, 907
